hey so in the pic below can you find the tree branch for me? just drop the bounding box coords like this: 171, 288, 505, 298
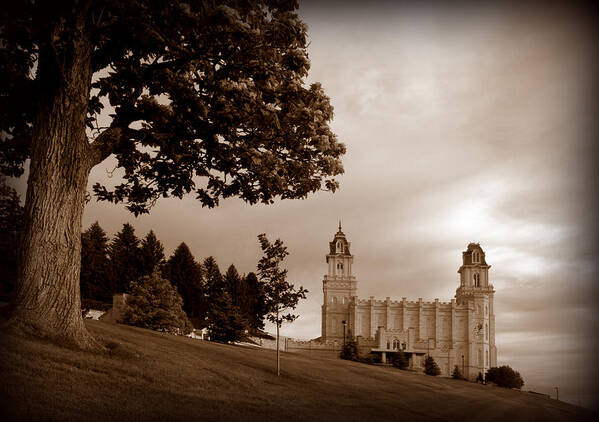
87, 127, 123, 167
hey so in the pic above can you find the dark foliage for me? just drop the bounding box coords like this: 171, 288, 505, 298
391, 350, 409, 370
0, 178, 23, 300
164, 243, 206, 328
485, 366, 524, 389
139, 230, 165, 277
81, 222, 111, 302
360, 354, 381, 365
108, 223, 142, 294
123, 270, 192, 335
243, 272, 267, 331
477, 372, 484, 383
339, 341, 359, 361
424, 356, 441, 376
204, 257, 248, 342
1, 0, 345, 210
452, 365, 462, 380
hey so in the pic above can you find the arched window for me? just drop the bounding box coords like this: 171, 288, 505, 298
473, 251, 480, 263
336, 241, 343, 254
485, 323, 488, 340
473, 273, 480, 287
337, 262, 344, 275
486, 350, 489, 366
387, 341, 390, 350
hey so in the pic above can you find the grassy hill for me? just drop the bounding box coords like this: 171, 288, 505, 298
0, 320, 595, 421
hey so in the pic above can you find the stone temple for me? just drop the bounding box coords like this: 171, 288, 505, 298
320, 223, 497, 379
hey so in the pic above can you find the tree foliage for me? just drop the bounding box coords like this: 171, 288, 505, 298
424, 356, 441, 376
0, 178, 23, 300
164, 243, 205, 327
339, 341, 359, 361
80, 221, 111, 302
1, 0, 345, 212
242, 272, 267, 331
204, 259, 248, 342
139, 230, 165, 277
452, 365, 462, 380
485, 366, 524, 389
391, 350, 409, 370
257, 233, 306, 375
108, 223, 142, 294
123, 269, 192, 335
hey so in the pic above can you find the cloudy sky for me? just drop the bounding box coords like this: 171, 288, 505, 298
10, 0, 598, 410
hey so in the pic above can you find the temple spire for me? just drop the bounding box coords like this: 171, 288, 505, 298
338, 220, 342, 231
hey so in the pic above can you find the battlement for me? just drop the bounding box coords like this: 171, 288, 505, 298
355, 296, 456, 307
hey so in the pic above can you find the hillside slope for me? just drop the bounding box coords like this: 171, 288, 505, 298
0, 320, 595, 421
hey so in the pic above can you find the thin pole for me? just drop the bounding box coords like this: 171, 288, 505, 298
276, 309, 280, 377
555, 387, 559, 401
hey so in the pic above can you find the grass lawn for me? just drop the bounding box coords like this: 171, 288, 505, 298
0, 319, 595, 421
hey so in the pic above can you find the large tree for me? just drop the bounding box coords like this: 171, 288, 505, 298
1, 1, 344, 347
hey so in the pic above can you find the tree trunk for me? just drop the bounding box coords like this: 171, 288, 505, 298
10, 18, 98, 349
276, 310, 280, 376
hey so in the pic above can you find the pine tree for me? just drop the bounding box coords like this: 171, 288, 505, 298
0, 178, 23, 300
204, 258, 249, 342
224, 265, 244, 308
424, 356, 441, 376
80, 222, 111, 302
123, 269, 192, 335
139, 230, 165, 277
108, 223, 142, 294
164, 243, 205, 327
243, 272, 267, 331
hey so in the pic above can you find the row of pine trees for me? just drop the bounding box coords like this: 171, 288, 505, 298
81, 221, 268, 339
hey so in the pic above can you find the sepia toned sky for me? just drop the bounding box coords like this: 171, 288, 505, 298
9, 0, 598, 409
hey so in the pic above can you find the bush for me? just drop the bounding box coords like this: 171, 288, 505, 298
391, 350, 409, 370
485, 366, 524, 389
477, 372, 484, 383
123, 270, 193, 335
424, 356, 441, 376
360, 353, 381, 364
452, 365, 462, 379
339, 341, 360, 361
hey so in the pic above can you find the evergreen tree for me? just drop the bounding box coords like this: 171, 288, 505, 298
424, 356, 441, 376
139, 230, 165, 277
108, 223, 142, 294
257, 234, 308, 376
243, 272, 267, 331
391, 350, 409, 370
224, 264, 244, 308
204, 258, 249, 342
164, 243, 205, 327
0, 178, 23, 300
485, 366, 524, 389
80, 222, 111, 302
123, 269, 192, 335
452, 365, 463, 380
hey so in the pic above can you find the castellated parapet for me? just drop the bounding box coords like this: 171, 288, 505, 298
320, 225, 497, 380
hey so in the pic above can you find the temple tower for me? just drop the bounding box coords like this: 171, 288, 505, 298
321, 222, 357, 342
455, 243, 497, 378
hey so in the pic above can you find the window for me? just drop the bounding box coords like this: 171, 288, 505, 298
473, 251, 480, 263
473, 273, 480, 287
336, 241, 343, 254
486, 350, 489, 366
485, 323, 488, 340
336, 262, 344, 275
